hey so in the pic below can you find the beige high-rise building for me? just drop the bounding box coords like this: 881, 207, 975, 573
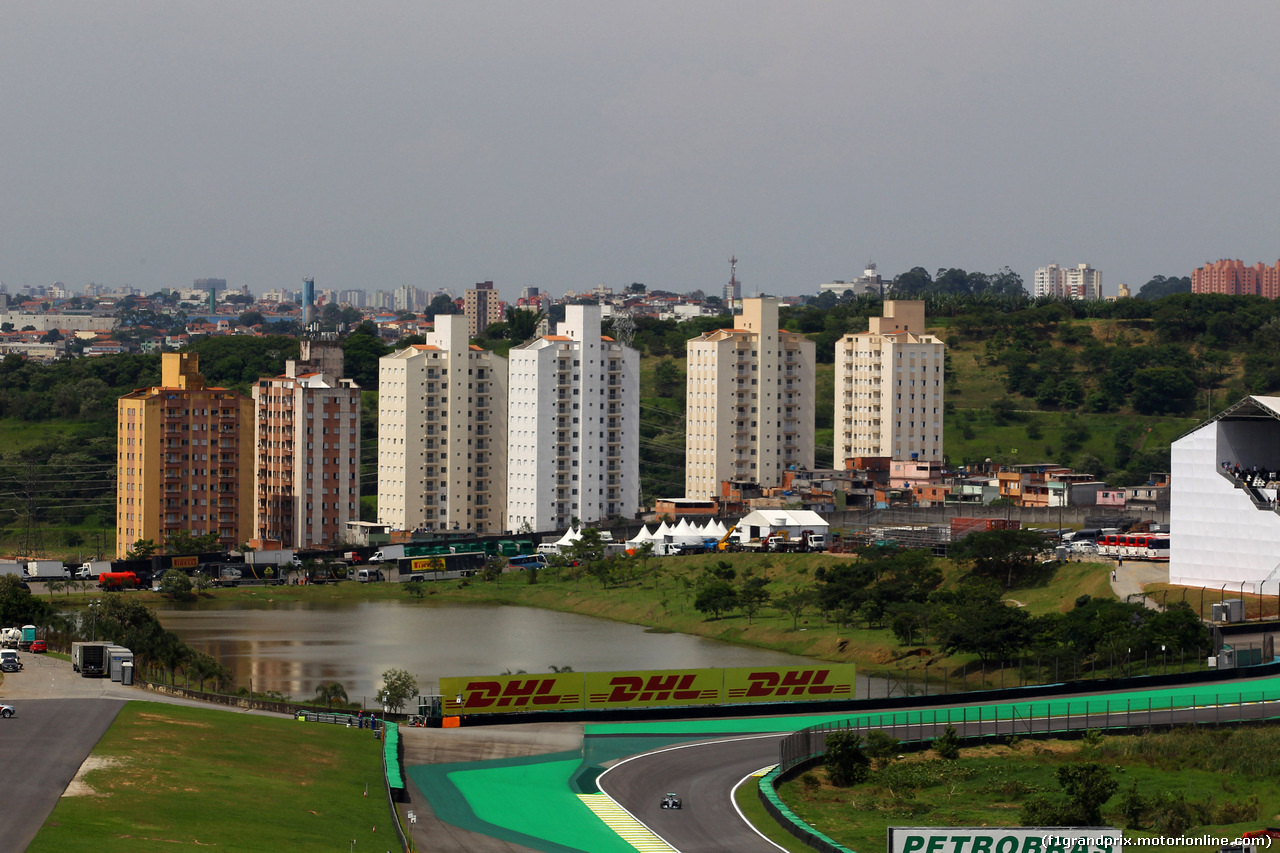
464, 281, 505, 337
252, 340, 361, 549
115, 352, 254, 557
685, 297, 815, 500
378, 315, 508, 533
835, 300, 945, 463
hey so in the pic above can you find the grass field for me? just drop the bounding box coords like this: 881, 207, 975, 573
777, 726, 1280, 853
27, 703, 391, 853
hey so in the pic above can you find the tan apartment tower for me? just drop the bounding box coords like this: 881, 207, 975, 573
252, 340, 361, 549
115, 352, 254, 557
685, 297, 816, 500
378, 315, 508, 533
465, 281, 505, 337
835, 300, 945, 463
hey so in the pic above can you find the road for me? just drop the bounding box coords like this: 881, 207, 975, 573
598, 733, 787, 853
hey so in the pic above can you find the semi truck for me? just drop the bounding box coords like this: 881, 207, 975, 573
25, 560, 69, 579
72, 641, 107, 677
242, 549, 301, 569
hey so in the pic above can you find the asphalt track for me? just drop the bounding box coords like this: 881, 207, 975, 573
597, 734, 786, 853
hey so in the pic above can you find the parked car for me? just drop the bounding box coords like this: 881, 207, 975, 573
0, 660, 21, 673
660, 792, 683, 810
29, 640, 46, 653
0, 703, 14, 718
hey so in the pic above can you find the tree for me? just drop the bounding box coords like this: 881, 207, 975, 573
505, 307, 544, 342
654, 358, 683, 397
863, 730, 901, 770
426, 294, 458, 318
775, 586, 814, 630
0, 574, 55, 626
314, 682, 349, 708
342, 322, 392, 389
376, 667, 418, 713
739, 575, 771, 624
1023, 763, 1118, 826
1130, 366, 1197, 415
126, 538, 160, 560
562, 528, 608, 565
932, 724, 961, 761
694, 579, 738, 620
949, 528, 1048, 588
158, 569, 194, 599
164, 529, 222, 556
933, 581, 1035, 662
1135, 275, 1191, 300
824, 731, 870, 786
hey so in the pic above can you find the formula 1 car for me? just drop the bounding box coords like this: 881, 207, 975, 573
660, 792, 682, 809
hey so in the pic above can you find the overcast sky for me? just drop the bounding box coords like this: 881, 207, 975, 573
2, 2, 1278, 302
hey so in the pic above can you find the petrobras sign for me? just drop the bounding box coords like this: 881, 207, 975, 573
889, 828, 1121, 853
440, 664, 856, 715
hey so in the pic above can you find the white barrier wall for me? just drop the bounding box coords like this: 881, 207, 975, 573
1170, 416, 1280, 590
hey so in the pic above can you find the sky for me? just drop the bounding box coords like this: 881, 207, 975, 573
2, 2, 1279, 303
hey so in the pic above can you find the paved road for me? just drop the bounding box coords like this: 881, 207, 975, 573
599, 733, 786, 853
0, 650, 285, 853
1110, 559, 1168, 610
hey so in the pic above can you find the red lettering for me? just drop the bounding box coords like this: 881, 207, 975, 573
672, 674, 701, 701
806, 669, 834, 695
776, 670, 815, 695
497, 679, 554, 707
464, 680, 502, 708
606, 676, 643, 703
639, 674, 683, 702
745, 672, 780, 697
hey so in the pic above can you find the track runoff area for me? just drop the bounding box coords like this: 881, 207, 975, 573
406, 670, 1280, 853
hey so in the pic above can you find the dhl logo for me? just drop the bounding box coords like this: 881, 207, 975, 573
596, 673, 707, 704
728, 669, 849, 698
461, 679, 577, 708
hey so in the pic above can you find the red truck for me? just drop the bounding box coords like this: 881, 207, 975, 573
98, 571, 138, 591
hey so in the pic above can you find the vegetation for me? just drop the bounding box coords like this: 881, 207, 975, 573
779, 726, 1280, 851
27, 703, 388, 853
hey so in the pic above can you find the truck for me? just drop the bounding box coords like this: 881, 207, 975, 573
99, 571, 139, 591
369, 545, 405, 564
242, 549, 301, 569
76, 560, 114, 580
72, 641, 107, 677
25, 560, 69, 579
19, 625, 36, 650
0, 627, 21, 648
0, 561, 25, 579
208, 565, 243, 587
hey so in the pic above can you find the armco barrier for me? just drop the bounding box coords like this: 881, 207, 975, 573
765, 685, 1280, 853
380, 722, 411, 852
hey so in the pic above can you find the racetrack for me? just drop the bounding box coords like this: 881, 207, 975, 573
598, 733, 786, 853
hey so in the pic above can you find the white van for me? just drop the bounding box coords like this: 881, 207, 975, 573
0, 649, 21, 671
537, 543, 560, 558
356, 568, 383, 583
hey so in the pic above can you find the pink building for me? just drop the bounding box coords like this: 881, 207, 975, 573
1192, 259, 1280, 299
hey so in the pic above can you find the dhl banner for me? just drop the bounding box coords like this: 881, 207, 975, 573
440, 664, 856, 715
408, 557, 447, 572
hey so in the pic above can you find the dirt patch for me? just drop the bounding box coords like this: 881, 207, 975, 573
63, 755, 124, 797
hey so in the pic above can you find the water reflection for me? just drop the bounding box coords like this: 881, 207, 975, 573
154, 601, 820, 705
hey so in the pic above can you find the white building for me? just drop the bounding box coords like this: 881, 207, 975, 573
835, 300, 945, 463
685, 297, 816, 500
818, 263, 884, 299
506, 304, 639, 532
1170, 396, 1280, 592
377, 315, 508, 534
1034, 263, 1102, 300
734, 509, 829, 546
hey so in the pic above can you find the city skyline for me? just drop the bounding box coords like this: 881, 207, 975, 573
3, 4, 1279, 302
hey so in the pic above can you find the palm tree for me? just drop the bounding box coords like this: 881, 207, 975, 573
314, 682, 348, 708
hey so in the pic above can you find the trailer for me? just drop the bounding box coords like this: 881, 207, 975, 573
25, 560, 69, 579
242, 549, 301, 569
73, 642, 107, 677
75, 560, 113, 579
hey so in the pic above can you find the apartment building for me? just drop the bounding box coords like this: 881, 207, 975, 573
252, 340, 361, 549
465, 280, 505, 337
835, 300, 945, 463
685, 297, 816, 500
378, 315, 508, 533
1034, 263, 1103, 299
115, 352, 254, 557
1192, 259, 1280, 299
506, 304, 639, 531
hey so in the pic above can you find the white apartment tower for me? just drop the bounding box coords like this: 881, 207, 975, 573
377, 315, 508, 533
252, 340, 361, 549
506, 304, 639, 532
1034, 263, 1102, 300
685, 298, 816, 500
836, 301, 945, 462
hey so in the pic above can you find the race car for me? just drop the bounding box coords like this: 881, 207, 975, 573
660, 792, 682, 810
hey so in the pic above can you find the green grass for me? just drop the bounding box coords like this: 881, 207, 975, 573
777, 727, 1280, 853
734, 776, 814, 853
28, 702, 391, 853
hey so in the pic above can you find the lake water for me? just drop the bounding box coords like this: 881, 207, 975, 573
153, 601, 821, 705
